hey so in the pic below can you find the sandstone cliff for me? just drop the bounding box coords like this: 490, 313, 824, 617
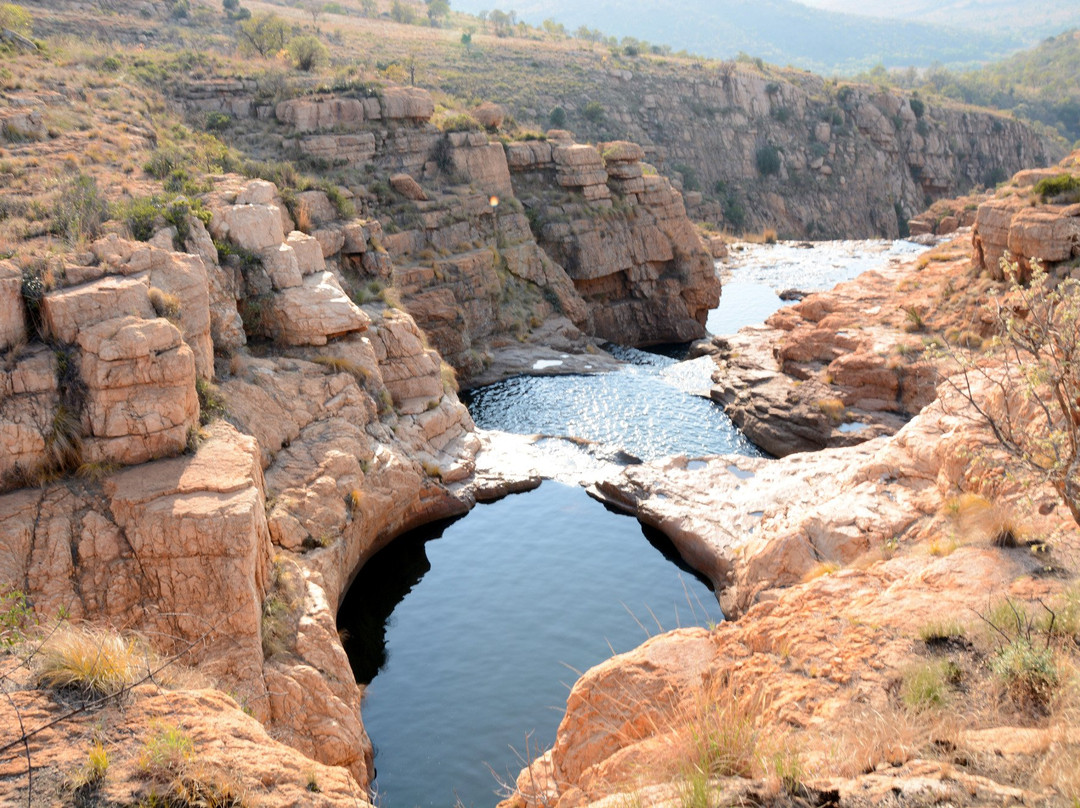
424, 51, 1064, 239
0, 173, 492, 803
264, 89, 720, 377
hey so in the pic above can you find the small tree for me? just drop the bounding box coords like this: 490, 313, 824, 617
237, 11, 289, 57
426, 0, 449, 27
945, 259, 1080, 527
390, 0, 414, 24
359, 0, 377, 16
287, 34, 328, 71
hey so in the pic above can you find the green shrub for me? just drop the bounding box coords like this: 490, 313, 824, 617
899, 660, 959, 711
0, 589, 32, 647
581, 101, 604, 123
755, 145, 781, 177
121, 196, 161, 241
287, 34, 328, 72
52, 174, 110, 246
1033, 173, 1080, 203
548, 106, 566, 127
909, 97, 925, 118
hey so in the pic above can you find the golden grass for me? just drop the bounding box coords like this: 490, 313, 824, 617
801, 561, 840, 582
942, 492, 1023, 547
35, 624, 154, 697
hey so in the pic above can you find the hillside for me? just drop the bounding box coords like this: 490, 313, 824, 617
9, 0, 1064, 240
800, 0, 1080, 39
916, 29, 1080, 145
449, 0, 1021, 74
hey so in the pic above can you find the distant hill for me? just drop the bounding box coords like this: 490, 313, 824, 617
911, 29, 1080, 144
798, 0, 1080, 39
451, 0, 1022, 74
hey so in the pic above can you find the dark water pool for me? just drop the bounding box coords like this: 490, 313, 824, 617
338, 482, 723, 808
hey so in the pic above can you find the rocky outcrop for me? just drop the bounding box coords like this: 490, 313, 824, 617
504, 379, 1078, 807
264, 86, 718, 378
708, 246, 953, 456
0, 173, 501, 800
509, 137, 720, 346
970, 154, 1080, 278
0, 672, 371, 808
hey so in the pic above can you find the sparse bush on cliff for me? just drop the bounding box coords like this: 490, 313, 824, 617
52, 173, 110, 246
436, 111, 482, 133
755, 145, 781, 177
941, 260, 1080, 527
581, 101, 605, 123
287, 34, 328, 72
236, 12, 289, 58
1032, 173, 1080, 204
978, 597, 1060, 707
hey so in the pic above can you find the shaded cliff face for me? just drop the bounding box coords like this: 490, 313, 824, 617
432, 57, 1063, 239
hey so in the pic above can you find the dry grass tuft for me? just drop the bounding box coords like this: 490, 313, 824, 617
802, 561, 840, 582
942, 492, 1022, 547
35, 624, 156, 697
826, 703, 923, 776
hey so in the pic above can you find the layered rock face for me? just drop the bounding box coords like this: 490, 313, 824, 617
971, 150, 1080, 278
265, 87, 718, 374
484, 64, 1062, 239
0, 177, 486, 801
508, 137, 720, 344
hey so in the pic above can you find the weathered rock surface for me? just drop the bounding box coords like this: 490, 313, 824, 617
709, 247, 950, 456
506, 381, 1078, 807
0, 260, 26, 350
265, 271, 370, 346
0, 674, 374, 808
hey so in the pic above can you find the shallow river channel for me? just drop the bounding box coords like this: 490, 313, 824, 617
336, 239, 926, 807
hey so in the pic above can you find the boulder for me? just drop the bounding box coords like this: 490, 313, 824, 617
209, 203, 285, 253
260, 243, 303, 290
1006, 206, 1080, 265
40, 276, 154, 345
0, 347, 58, 486
286, 230, 326, 274
390, 173, 429, 201
472, 101, 505, 130
236, 179, 278, 206
77, 315, 199, 466
265, 272, 370, 346
296, 190, 338, 227
380, 86, 435, 121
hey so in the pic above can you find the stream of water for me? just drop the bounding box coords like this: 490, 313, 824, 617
337, 239, 927, 807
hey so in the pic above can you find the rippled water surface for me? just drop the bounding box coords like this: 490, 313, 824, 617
708, 239, 925, 336
464, 345, 762, 465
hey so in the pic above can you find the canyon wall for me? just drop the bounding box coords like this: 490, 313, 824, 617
451, 61, 1063, 239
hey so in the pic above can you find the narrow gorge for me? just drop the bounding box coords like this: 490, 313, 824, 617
1, 3, 1079, 806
